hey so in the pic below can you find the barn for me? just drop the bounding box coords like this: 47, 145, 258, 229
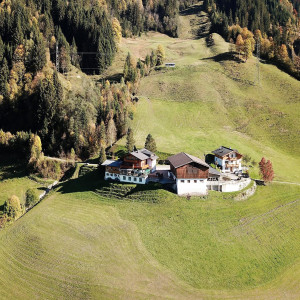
168, 152, 210, 196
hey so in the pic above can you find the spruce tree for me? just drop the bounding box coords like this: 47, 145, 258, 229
32, 30, 46, 73
126, 128, 135, 152
0, 58, 9, 98
145, 134, 157, 152
99, 146, 107, 165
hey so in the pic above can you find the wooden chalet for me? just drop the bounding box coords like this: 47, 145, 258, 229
212, 146, 243, 173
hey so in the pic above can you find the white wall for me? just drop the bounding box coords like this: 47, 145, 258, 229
147, 158, 157, 172
176, 178, 207, 196
105, 172, 147, 184
207, 178, 251, 193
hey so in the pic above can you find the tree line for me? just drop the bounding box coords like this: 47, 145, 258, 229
205, 0, 300, 78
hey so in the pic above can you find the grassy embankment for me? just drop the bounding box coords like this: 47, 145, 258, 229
0, 171, 299, 299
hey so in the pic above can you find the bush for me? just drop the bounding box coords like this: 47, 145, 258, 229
3, 195, 23, 220
26, 188, 39, 207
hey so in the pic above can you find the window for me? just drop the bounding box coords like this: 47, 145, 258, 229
187, 180, 190, 183
128, 177, 131, 181
181, 180, 184, 183
134, 177, 137, 182
123, 176, 126, 180
194, 180, 197, 183
106, 172, 109, 176
139, 178, 142, 182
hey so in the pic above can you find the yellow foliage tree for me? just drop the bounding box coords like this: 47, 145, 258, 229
112, 17, 122, 45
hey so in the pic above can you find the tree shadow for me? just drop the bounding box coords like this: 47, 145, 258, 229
0, 158, 28, 181
180, 4, 203, 16
202, 52, 243, 63
58, 170, 108, 194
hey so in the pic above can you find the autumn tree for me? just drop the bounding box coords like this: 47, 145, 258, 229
259, 157, 274, 182
126, 128, 135, 152
112, 17, 122, 45
29, 134, 42, 161
4, 195, 22, 220
243, 38, 253, 62
156, 45, 166, 66
236, 34, 244, 60
106, 118, 117, 147
145, 134, 157, 152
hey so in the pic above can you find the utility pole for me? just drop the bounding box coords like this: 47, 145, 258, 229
56, 41, 59, 72
256, 39, 260, 86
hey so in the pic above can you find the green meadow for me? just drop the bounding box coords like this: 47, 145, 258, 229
0, 5, 300, 298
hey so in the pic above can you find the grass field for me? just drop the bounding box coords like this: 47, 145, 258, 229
113, 32, 300, 182
0, 171, 299, 299
0, 3, 299, 299
0, 158, 48, 212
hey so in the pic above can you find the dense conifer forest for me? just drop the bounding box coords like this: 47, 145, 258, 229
0, 0, 299, 162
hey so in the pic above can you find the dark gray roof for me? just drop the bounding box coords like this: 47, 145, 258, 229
209, 166, 221, 177
130, 148, 158, 161
130, 151, 149, 160
168, 152, 209, 169
102, 159, 122, 167
212, 146, 240, 157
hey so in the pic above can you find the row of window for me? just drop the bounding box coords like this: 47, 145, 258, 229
123, 176, 143, 183
106, 173, 143, 183
180, 179, 204, 183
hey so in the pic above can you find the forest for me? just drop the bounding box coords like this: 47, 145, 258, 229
0, 0, 299, 165
206, 0, 300, 77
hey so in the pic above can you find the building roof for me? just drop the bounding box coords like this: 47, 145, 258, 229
168, 152, 209, 169
209, 166, 221, 177
101, 159, 122, 167
212, 146, 241, 157
129, 148, 159, 161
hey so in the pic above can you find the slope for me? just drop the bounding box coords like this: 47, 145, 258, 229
109, 4, 300, 182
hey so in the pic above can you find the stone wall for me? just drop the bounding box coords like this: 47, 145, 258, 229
234, 181, 257, 201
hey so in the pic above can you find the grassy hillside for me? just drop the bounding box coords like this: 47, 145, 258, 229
0, 171, 299, 299
112, 31, 300, 182
0, 3, 299, 299
0, 158, 47, 212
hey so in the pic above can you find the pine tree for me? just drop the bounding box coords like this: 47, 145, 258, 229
0, 58, 9, 98
145, 134, 157, 152
0, 36, 4, 62
150, 50, 157, 67
31, 29, 46, 73
70, 37, 80, 68
126, 128, 135, 152
99, 146, 107, 165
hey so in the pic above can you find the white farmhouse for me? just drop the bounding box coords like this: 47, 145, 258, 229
168, 152, 210, 196
212, 146, 243, 173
